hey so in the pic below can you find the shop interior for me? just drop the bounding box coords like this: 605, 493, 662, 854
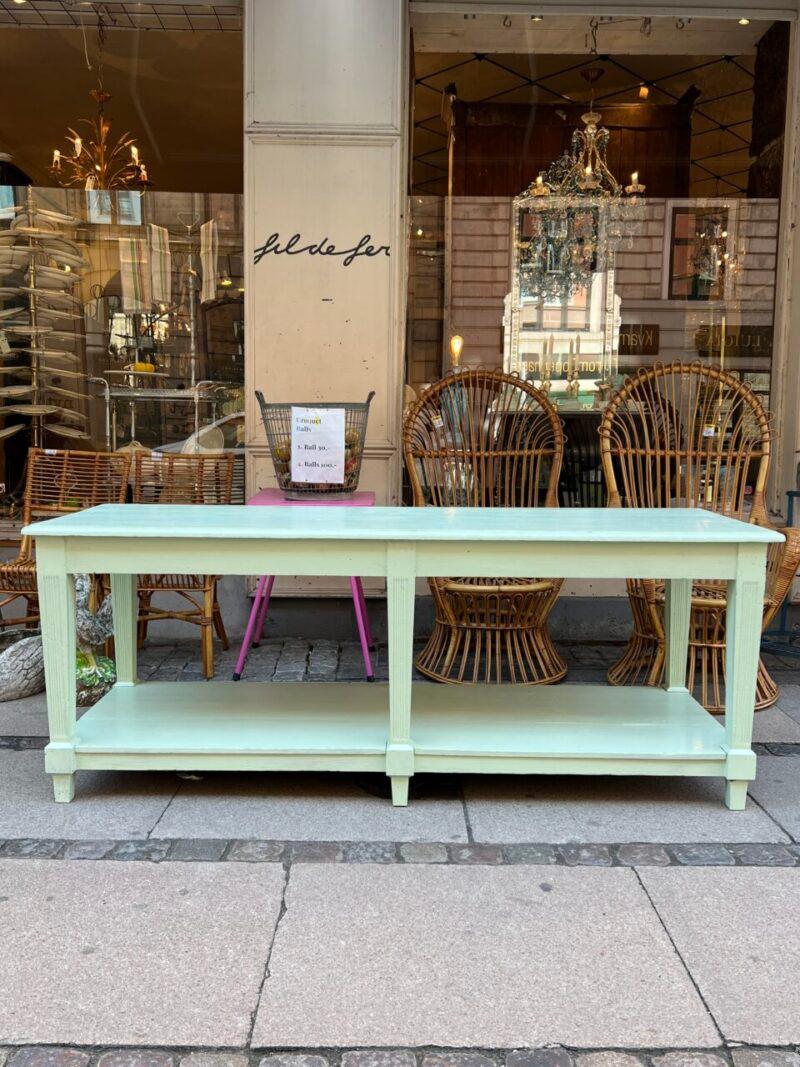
0, 2, 244, 508
406, 12, 788, 482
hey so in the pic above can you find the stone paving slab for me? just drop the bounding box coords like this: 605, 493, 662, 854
774, 684, 800, 722
151, 772, 469, 843
0, 752, 175, 840
463, 775, 789, 844
0, 693, 49, 737
639, 866, 800, 1045
747, 754, 800, 841
752, 706, 800, 742
252, 864, 720, 1048
0, 859, 284, 1046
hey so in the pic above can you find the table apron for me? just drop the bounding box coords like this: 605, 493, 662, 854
42, 536, 748, 582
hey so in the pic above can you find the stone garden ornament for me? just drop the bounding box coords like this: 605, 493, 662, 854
0, 573, 116, 704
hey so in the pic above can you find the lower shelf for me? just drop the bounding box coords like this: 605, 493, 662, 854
47, 680, 732, 778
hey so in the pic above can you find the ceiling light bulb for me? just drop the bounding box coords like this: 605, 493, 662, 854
416, 227, 424, 237
638, 83, 650, 99
738, 17, 750, 24
530, 15, 543, 21
449, 334, 464, 368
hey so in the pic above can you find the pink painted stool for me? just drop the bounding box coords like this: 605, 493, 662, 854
232, 488, 376, 682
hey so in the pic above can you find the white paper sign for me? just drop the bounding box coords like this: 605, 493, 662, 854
291, 406, 345, 484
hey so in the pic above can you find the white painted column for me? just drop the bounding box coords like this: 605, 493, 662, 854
244, 0, 409, 518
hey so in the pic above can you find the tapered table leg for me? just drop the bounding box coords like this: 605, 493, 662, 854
724, 545, 766, 809
386, 545, 415, 806
38, 541, 77, 802
111, 573, 139, 686
664, 578, 691, 691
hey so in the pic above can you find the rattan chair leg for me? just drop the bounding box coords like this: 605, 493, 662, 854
137, 592, 151, 649
211, 584, 229, 650
608, 631, 779, 713
24, 597, 39, 628
201, 586, 215, 679
415, 620, 567, 685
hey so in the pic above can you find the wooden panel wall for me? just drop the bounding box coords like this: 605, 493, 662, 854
451, 98, 696, 199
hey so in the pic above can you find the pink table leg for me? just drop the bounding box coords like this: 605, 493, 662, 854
252, 574, 275, 646
350, 576, 374, 681
233, 575, 269, 681
353, 577, 375, 650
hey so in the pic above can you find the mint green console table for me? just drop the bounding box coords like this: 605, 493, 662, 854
26, 504, 782, 808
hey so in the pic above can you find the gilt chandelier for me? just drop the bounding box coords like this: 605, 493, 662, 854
49, 10, 150, 191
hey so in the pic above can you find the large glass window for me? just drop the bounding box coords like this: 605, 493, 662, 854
0, 5, 244, 506
407, 14, 788, 414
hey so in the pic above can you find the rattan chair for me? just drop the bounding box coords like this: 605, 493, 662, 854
599, 360, 800, 712
132, 451, 235, 678
0, 448, 132, 629
403, 369, 566, 684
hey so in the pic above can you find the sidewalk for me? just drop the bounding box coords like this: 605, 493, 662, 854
0, 642, 799, 1064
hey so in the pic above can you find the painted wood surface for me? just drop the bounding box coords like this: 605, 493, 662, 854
29, 504, 777, 807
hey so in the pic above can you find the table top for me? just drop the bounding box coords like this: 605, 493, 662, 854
25, 504, 784, 545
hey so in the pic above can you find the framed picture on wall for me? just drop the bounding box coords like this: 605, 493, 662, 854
662, 198, 739, 302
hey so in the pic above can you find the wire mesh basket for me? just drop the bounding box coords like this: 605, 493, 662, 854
256, 390, 375, 500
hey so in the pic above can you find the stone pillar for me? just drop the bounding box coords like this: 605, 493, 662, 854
243, 0, 409, 519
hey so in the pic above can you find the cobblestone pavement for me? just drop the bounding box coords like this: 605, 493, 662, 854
2, 640, 800, 1058
0, 1050, 799, 1067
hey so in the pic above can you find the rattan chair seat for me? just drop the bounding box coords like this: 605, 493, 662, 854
0, 556, 37, 594
403, 370, 566, 685
131, 452, 235, 678
599, 361, 800, 713
0, 448, 132, 631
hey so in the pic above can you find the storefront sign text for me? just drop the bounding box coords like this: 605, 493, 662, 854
254, 232, 391, 267
695, 325, 773, 360
290, 406, 345, 485
619, 324, 660, 356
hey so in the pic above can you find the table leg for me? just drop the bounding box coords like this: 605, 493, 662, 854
386, 545, 416, 806
253, 575, 275, 646
663, 578, 691, 691
354, 577, 376, 650
233, 575, 268, 680
111, 574, 139, 686
38, 544, 77, 803
350, 577, 374, 681
724, 545, 766, 810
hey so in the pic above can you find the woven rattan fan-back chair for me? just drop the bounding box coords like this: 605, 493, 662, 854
599, 361, 800, 712
132, 451, 235, 678
403, 369, 566, 684
0, 448, 132, 629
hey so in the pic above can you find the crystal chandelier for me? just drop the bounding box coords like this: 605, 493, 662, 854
515, 68, 645, 303
49, 9, 150, 191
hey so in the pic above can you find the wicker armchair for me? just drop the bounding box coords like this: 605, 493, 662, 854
132, 452, 235, 678
0, 448, 132, 630
599, 361, 800, 712
403, 369, 566, 684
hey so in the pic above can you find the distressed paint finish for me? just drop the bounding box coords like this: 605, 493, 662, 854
28, 504, 781, 806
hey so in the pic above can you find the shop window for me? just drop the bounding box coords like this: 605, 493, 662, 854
0, 6, 244, 512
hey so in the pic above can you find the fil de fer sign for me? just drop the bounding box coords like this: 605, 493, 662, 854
254, 232, 391, 267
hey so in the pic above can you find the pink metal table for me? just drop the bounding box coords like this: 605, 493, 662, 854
232, 488, 376, 681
